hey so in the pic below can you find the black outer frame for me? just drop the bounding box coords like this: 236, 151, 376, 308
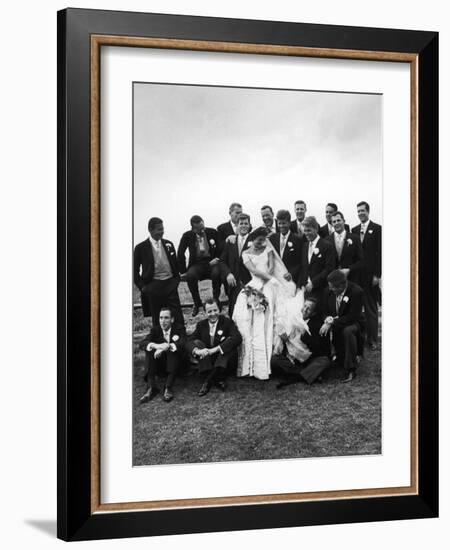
57, 8, 438, 542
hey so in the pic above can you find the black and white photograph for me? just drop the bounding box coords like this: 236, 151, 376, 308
133, 82, 382, 466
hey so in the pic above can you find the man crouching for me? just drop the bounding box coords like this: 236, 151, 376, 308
139, 307, 186, 403
188, 298, 242, 396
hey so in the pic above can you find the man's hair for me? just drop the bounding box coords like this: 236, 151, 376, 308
326, 203, 338, 212
294, 200, 306, 207
159, 306, 174, 318
148, 217, 163, 232
331, 210, 345, 221
229, 202, 242, 213
190, 215, 203, 226
302, 216, 319, 231
248, 226, 270, 240
304, 297, 318, 310
204, 297, 220, 309
260, 205, 274, 214
327, 269, 347, 286
237, 213, 251, 223
357, 201, 370, 212
276, 209, 291, 222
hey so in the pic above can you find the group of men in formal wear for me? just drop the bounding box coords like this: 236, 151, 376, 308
134, 200, 381, 402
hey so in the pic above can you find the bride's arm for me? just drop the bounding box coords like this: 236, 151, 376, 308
267, 249, 275, 276
243, 253, 272, 282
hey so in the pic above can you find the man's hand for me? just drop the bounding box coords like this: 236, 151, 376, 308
226, 273, 237, 287
226, 235, 237, 244
319, 323, 331, 337
180, 272, 187, 282
305, 281, 313, 293
283, 273, 292, 281
372, 275, 380, 286
193, 348, 209, 359
340, 268, 350, 277
154, 348, 164, 359
209, 258, 220, 266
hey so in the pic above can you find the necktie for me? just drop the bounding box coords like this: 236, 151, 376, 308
360, 227, 365, 242
308, 241, 314, 263
155, 240, 162, 258
280, 235, 286, 257
210, 325, 215, 346
238, 236, 244, 256
164, 331, 170, 343
336, 294, 343, 313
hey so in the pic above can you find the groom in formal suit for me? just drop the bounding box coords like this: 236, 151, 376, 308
298, 216, 336, 299
327, 211, 364, 285
352, 201, 382, 350
177, 215, 221, 316
219, 213, 252, 317
320, 270, 365, 382
138, 307, 186, 403
187, 298, 242, 396
216, 202, 243, 254
269, 209, 303, 285
133, 217, 183, 328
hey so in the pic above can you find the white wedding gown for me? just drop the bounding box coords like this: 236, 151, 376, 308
232, 245, 311, 380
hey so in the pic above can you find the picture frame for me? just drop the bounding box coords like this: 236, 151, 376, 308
57, 7, 438, 541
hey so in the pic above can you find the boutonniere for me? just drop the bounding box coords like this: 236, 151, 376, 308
165, 242, 173, 248
172, 334, 179, 342
313, 248, 320, 255
220, 336, 225, 342
287, 241, 293, 248
217, 329, 223, 336
247, 241, 253, 247
368, 229, 373, 234
209, 238, 215, 245
343, 296, 349, 303
347, 239, 353, 245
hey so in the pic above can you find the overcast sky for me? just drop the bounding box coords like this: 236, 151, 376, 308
134, 83, 382, 246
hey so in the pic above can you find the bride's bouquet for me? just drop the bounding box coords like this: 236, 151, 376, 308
243, 285, 269, 312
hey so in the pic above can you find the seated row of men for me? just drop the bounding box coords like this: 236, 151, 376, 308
139, 269, 365, 404
133, 200, 382, 350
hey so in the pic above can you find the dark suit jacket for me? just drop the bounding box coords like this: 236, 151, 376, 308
290, 219, 307, 238
301, 313, 331, 358
187, 315, 242, 355
139, 324, 186, 353
133, 238, 179, 290
298, 237, 336, 290
351, 220, 382, 282
269, 231, 303, 282
326, 232, 364, 284
262, 219, 279, 234
216, 221, 236, 254
177, 227, 219, 273
319, 223, 350, 238
219, 236, 251, 285
322, 281, 365, 331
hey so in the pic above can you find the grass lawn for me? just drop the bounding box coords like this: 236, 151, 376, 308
133, 280, 381, 466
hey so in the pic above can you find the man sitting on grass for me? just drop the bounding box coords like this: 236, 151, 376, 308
187, 298, 242, 396
139, 307, 186, 403
271, 297, 331, 387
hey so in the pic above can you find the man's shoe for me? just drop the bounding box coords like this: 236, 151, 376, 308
215, 380, 226, 392
342, 372, 356, 383
198, 382, 211, 396
163, 387, 174, 402
139, 386, 160, 404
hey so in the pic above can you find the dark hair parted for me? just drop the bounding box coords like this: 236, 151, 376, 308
237, 213, 251, 223
331, 210, 345, 221
248, 226, 270, 240
204, 297, 220, 309
260, 205, 274, 214
357, 201, 370, 212
327, 269, 347, 285
276, 209, 291, 222
148, 217, 163, 232
190, 215, 203, 226
302, 216, 319, 231
326, 203, 338, 212
159, 306, 174, 318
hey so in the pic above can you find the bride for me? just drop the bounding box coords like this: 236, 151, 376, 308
232, 226, 311, 380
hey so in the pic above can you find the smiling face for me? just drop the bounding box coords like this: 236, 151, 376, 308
205, 301, 220, 323
357, 204, 370, 223
294, 202, 306, 221
150, 223, 164, 241
237, 218, 250, 236
253, 235, 267, 250
191, 220, 205, 235
325, 205, 337, 224
159, 309, 174, 331
331, 213, 345, 234
303, 225, 318, 242
277, 219, 290, 235
261, 208, 274, 227
301, 299, 316, 320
